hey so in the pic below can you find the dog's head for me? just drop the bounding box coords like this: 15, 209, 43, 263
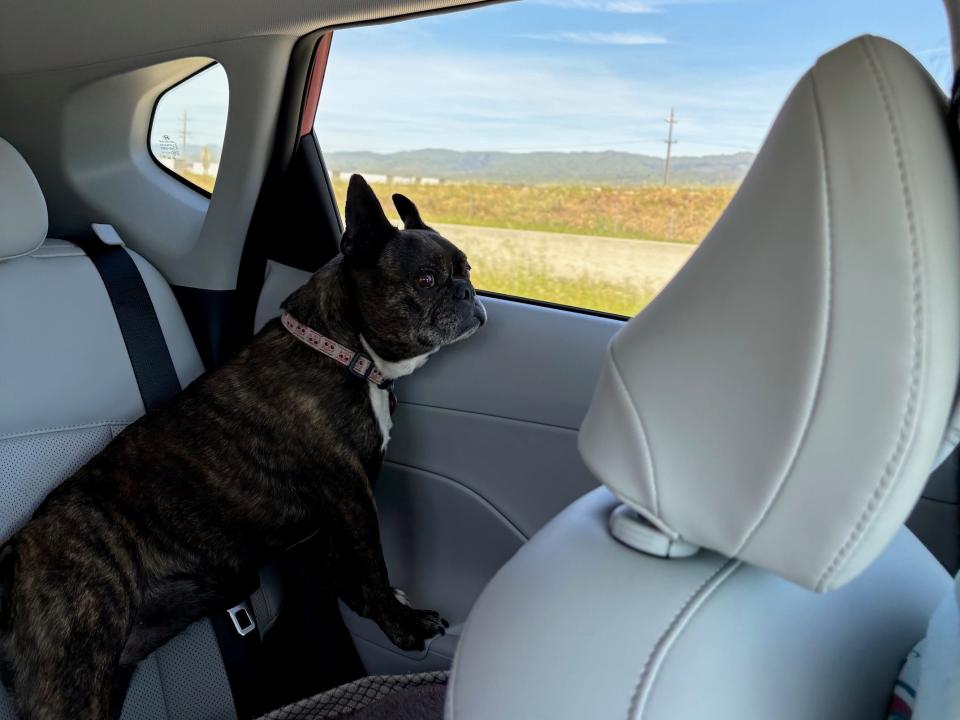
339, 174, 486, 363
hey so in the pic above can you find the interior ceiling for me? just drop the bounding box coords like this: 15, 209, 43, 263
0, 0, 491, 76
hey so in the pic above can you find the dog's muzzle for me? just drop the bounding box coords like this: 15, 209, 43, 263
473, 299, 487, 328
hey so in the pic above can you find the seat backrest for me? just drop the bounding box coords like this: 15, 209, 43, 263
448, 35, 958, 720
579, 34, 960, 593
0, 137, 237, 720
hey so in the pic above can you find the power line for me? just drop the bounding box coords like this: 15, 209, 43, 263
179, 111, 190, 156
663, 107, 678, 186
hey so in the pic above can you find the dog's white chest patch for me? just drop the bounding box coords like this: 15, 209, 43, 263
369, 385, 393, 451
360, 336, 435, 452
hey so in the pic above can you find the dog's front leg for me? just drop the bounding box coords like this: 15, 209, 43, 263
327, 480, 447, 652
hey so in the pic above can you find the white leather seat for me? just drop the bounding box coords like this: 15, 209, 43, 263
447, 36, 959, 719
0, 136, 237, 719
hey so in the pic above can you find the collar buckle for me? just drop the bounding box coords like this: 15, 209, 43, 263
348, 352, 375, 381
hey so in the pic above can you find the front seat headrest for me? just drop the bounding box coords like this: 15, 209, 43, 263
0, 137, 47, 261
579, 35, 960, 592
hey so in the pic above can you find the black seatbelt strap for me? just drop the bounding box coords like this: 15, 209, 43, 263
73, 234, 181, 411
75, 229, 262, 720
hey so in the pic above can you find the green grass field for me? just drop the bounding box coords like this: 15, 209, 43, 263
331, 179, 734, 245
329, 179, 727, 315
186, 171, 729, 316
470, 244, 660, 317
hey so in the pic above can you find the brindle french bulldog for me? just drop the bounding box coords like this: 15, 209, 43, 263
0, 174, 486, 720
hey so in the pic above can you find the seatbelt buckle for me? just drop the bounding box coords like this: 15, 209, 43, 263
227, 602, 257, 637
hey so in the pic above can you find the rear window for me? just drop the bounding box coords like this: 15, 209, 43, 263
149, 62, 229, 195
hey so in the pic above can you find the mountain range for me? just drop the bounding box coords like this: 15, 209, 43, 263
324, 149, 755, 186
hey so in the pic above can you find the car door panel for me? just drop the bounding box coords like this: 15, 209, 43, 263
256, 264, 619, 672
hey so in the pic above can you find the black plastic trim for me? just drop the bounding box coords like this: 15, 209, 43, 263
476, 289, 629, 322
170, 286, 241, 371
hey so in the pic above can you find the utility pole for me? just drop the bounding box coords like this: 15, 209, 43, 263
663, 107, 677, 186
179, 110, 190, 160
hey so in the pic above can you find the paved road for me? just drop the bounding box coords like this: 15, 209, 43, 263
433, 222, 697, 294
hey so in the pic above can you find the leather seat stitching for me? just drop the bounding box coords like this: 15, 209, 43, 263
731, 73, 835, 558
0, 420, 134, 442
816, 36, 924, 591
627, 558, 740, 719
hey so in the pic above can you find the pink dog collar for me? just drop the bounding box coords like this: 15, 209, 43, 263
281, 312, 394, 391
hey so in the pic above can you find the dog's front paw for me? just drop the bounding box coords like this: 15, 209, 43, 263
379, 604, 448, 652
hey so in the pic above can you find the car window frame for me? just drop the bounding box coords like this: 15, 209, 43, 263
147, 60, 223, 199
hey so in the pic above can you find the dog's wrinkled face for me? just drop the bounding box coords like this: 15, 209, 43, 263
341, 175, 486, 362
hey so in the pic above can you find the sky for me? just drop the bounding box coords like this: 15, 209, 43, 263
150, 63, 229, 159
313, 0, 952, 157
153, 0, 953, 160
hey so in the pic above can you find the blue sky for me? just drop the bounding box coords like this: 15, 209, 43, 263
313, 0, 952, 157
151, 63, 230, 158
152, 1, 952, 161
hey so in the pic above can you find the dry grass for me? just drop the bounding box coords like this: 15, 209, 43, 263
178, 172, 727, 315
331, 179, 734, 244
178, 170, 216, 193
327, 178, 723, 314
468, 243, 659, 316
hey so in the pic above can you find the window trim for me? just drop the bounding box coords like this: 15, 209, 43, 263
299, 33, 334, 138
477, 289, 629, 322
147, 60, 222, 198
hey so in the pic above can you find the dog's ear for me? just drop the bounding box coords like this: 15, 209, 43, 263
392, 193, 433, 231
341, 175, 395, 262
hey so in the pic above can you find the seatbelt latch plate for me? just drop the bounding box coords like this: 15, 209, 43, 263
227, 602, 257, 637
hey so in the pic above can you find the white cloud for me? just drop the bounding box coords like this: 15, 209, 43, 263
532, 0, 658, 13
531, 0, 728, 12
605, 0, 658, 11
314, 44, 791, 156
913, 45, 950, 57
518, 31, 668, 45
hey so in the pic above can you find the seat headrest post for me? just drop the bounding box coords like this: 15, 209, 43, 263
578, 36, 960, 592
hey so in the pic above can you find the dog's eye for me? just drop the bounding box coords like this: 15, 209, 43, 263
415, 271, 436, 289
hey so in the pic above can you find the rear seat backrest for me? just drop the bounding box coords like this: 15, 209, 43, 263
0, 137, 238, 720
0, 239, 204, 534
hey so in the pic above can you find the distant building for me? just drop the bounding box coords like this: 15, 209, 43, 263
339, 171, 388, 184
334, 171, 441, 185
190, 161, 219, 176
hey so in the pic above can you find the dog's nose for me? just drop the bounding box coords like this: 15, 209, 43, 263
453, 279, 474, 301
